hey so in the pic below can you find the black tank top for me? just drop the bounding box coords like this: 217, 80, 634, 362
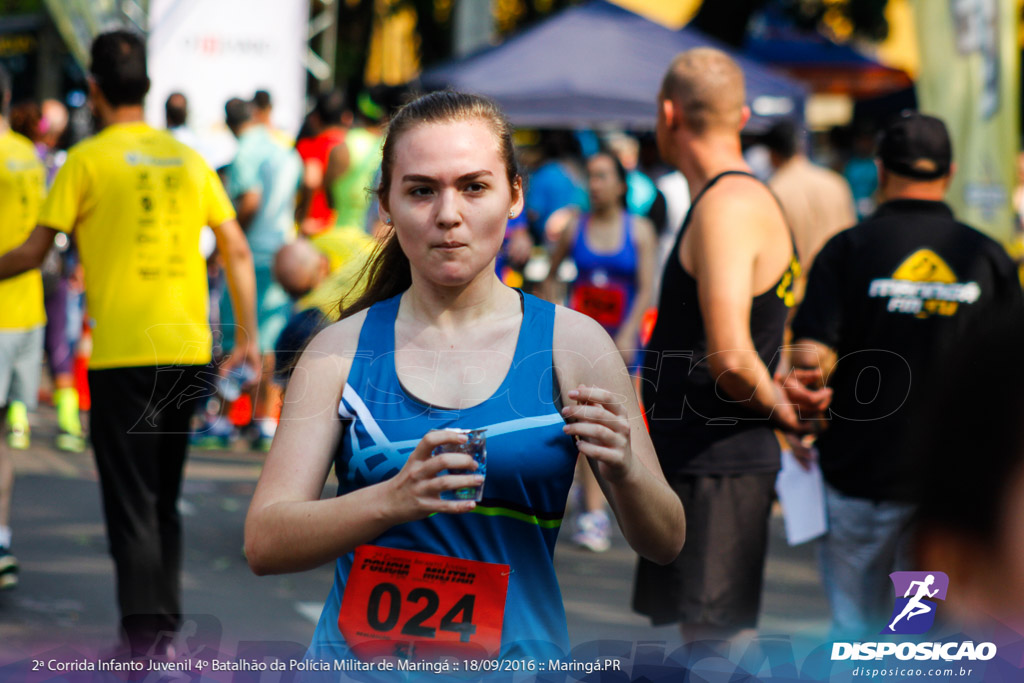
641, 170, 797, 475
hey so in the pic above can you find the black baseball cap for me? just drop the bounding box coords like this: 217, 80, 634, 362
878, 111, 952, 180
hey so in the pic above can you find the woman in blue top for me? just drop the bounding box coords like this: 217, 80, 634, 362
541, 150, 656, 369
244, 92, 684, 664
541, 150, 657, 554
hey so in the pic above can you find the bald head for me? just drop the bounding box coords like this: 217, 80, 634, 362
274, 239, 330, 299
41, 99, 68, 141
660, 48, 746, 135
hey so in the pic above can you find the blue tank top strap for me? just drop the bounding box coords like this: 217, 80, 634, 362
621, 212, 636, 262
344, 293, 401, 398
570, 213, 589, 263
516, 289, 552, 360
354, 292, 400, 357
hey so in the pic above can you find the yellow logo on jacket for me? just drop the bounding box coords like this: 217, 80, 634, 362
868, 249, 980, 318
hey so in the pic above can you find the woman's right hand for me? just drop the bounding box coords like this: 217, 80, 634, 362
381, 429, 483, 523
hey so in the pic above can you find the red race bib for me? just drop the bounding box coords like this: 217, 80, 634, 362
339, 545, 510, 661
570, 283, 627, 330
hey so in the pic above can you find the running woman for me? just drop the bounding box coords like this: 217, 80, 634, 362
244, 92, 684, 664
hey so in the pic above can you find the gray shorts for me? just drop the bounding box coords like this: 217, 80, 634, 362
0, 326, 44, 410
632, 471, 777, 629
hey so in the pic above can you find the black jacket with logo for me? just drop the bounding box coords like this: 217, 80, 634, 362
792, 199, 1023, 501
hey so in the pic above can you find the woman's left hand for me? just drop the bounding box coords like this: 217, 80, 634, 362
561, 384, 636, 483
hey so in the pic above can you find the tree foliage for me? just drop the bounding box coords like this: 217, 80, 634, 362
327, 0, 896, 96
0, 0, 44, 14
692, 0, 891, 47
333, 0, 377, 96
779, 0, 890, 42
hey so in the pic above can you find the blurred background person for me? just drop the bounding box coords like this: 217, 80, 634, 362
763, 119, 856, 282
4, 100, 43, 452
37, 99, 82, 454
296, 90, 349, 237
315, 90, 385, 270
0, 30, 259, 653
542, 150, 656, 365
843, 120, 880, 220
605, 131, 661, 224
219, 97, 302, 451
0, 63, 47, 589
494, 211, 533, 289
271, 237, 372, 381
7, 98, 83, 453
251, 89, 294, 149
541, 149, 656, 553
325, 90, 383, 234
39, 99, 70, 179
164, 92, 194, 147
912, 317, 1024, 631
790, 112, 1024, 639
525, 129, 586, 246
635, 47, 821, 645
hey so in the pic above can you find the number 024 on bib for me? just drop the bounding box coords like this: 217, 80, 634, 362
339, 545, 510, 660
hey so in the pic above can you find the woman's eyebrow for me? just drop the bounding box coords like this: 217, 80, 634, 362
400, 170, 494, 183
401, 174, 437, 184
457, 170, 493, 181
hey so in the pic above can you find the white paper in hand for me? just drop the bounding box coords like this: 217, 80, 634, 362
774, 447, 827, 546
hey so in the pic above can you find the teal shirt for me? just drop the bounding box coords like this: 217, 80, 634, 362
228, 126, 302, 266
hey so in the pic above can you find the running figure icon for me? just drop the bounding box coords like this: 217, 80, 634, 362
888, 574, 939, 631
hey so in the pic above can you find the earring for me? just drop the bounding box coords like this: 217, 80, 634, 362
508, 210, 515, 219
384, 216, 392, 225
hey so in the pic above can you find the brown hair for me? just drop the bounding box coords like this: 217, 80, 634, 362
9, 100, 42, 142
338, 91, 520, 320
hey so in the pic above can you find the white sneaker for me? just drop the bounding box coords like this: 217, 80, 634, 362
572, 510, 611, 552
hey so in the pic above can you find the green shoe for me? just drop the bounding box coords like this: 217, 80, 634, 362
55, 429, 86, 453
6, 426, 29, 450
6, 401, 29, 450
0, 547, 18, 590
54, 387, 82, 436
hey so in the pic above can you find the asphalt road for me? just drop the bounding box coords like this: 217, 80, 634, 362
0, 404, 831, 674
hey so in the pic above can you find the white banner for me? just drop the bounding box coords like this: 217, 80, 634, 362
145, 0, 308, 168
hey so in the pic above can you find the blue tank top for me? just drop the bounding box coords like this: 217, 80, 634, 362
568, 213, 638, 336
309, 290, 578, 662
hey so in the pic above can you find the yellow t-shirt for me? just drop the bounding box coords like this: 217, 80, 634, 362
0, 130, 45, 330
38, 122, 236, 369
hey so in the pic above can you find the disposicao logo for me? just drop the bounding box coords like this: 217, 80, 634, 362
883, 571, 949, 635
831, 571, 997, 663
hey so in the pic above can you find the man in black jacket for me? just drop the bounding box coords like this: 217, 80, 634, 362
791, 112, 1023, 638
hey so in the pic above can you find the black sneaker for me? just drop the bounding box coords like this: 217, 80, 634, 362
0, 546, 17, 590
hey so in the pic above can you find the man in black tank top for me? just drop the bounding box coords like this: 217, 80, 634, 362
790, 113, 1023, 638
633, 48, 829, 643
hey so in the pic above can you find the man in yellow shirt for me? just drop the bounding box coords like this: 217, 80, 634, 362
0, 64, 46, 592
0, 31, 259, 654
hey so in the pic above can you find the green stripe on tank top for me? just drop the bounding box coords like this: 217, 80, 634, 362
470, 504, 563, 528
428, 506, 563, 528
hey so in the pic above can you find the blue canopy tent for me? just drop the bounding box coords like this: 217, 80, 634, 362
743, 8, 911, 99
418, 0, 806, 132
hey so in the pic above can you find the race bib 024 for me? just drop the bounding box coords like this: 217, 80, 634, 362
339, 545, 510, 661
